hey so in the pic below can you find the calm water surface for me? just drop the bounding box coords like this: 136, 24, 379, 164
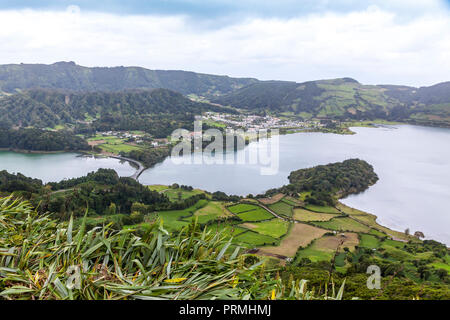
138, 125, 450, 244
0, 125, 449, 244
0, 152, 135, 183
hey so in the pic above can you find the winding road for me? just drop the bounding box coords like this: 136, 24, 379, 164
109, 155, 146, 180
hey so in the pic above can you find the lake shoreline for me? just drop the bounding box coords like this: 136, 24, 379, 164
1, 124, 449, 245
0, 148, 70, 154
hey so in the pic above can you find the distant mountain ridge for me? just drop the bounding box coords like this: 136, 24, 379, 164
0, 61, 257, 96
212, 78, 450, 127
0, 62, 449, 127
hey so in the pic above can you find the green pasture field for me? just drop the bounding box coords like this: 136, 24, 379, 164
295, 245, 334, 263
227, 203, 260, 214
335, 252, 347, 267
268, 201, 293, 217
304, 204, 340, 214
281, 196, 301, 206
369, 228, 388, 237
241, 219, 290, 238
382, 239, 406, 249
162, 187, 206, 202
236, 207, 274, 222
206, 222, 248, 237
99, 143, 141, 153
156, 200, 208, 232
234, 231, 279, 247
87, 135, 142, 154
293, 208, 339, 222
193, 201, 231, 224
312, 217, 371, 233
359, 234, 380, 249
296, 233, 359, 263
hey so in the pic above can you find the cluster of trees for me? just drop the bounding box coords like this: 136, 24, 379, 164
404, 240, 449, 259
210, 191, 242, 202
288, 159, 378, 205
1, 169, 213, 221
121, 147, 170, 168
170, 184, 193, 191
0, 128, 89, 152
347, 245, 449, 284
263, 159, 378, 206
0, 170, 43, 195
92, 114, 198, 138
41, 169, 171, 219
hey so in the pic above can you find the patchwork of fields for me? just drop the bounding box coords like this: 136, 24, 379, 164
87, 134, 142, 154
130, 186, 449, 277
260, 223, 327, 257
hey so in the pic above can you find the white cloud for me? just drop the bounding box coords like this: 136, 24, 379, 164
0, 4, 449, 86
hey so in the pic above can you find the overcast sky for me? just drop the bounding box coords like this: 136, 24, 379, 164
1, 0, 449, 86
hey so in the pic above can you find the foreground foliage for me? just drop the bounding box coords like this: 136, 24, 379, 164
0, 197, 346, 300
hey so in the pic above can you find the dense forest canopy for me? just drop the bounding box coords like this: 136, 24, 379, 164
287, 159, 379, 194
121, 148, 170, 168
0, 128, 89, 151
0, 170, 43, 194
264, 159, 379, 206
0, 88, 233, 132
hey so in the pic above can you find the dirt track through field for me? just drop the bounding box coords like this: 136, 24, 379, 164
259, 223, 328, 257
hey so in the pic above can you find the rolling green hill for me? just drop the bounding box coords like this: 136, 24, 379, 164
1, 62, 449, 127
213, 78, 450, 126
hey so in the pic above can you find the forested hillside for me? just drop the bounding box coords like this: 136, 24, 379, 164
0, 88, 233, 136
0, 61, 257, 96
213, 78, 450, 126
1, 62, 449, 128
0, 128, 89, 151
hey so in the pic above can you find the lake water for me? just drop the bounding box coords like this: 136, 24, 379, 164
138, 125, 450, 244
0, 152, 136, 183
0, 125, 449, 244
